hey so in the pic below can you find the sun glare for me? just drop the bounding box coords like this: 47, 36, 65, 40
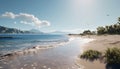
81, 0, 94, 6
71, 0, 95, 12
72, 0, 95, 7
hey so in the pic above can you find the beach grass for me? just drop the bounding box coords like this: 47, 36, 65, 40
80, 47, 120, 64
105, 47, 120, 64
80, 50, 102, 61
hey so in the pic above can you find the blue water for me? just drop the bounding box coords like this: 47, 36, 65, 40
0, 34, 69, 54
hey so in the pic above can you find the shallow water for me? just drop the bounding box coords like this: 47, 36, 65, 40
0, 37, 93, 69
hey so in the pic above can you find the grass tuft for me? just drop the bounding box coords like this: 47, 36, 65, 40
105, 47, 120, 64
80, 50, 102, 60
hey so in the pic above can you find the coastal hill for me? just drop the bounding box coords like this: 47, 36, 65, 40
0, 26, 43, 34
0, 25, 68, 34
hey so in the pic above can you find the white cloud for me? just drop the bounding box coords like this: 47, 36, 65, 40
2, 12, 16, 19
1, 12, 50, 27
41, 20, 50, 26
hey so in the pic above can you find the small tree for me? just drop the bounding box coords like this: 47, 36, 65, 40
83, 30, 92, 35
97, 27, 106, 34
97, 17, 120, 35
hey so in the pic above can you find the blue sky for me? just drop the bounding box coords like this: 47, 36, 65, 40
0, 0, 120, 33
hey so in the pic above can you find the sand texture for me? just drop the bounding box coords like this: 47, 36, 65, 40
77, 35, 120, 69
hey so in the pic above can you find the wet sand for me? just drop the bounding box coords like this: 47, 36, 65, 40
0, 37, 92, 69
76, 35, 120, 69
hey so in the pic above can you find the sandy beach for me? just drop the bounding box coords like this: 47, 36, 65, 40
0, 35, 120, 69
76, 35, 120, 69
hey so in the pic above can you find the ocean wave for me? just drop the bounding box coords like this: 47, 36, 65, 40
0, 38, 70, 60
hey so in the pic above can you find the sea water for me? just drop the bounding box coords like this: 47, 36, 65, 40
0, 34, 69, 55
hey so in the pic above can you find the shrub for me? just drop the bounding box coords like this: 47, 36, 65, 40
80, 50, 102, 60
105, 47, 120, 64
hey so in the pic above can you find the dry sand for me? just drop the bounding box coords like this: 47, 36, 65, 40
76, 35, 120, 69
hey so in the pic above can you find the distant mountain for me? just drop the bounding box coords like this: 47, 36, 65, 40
0, 26, 42, 34
0, 26, 30, 34
30, 29, 44, 34
50, 31, 69, 34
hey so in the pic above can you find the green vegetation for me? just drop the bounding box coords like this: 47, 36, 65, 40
80, 17, 120, 35
80, 47, 120, 64
105, 48, 120, 64
80, 30, 96, 35
80, 50, 101, 60
97, 17, 120, 35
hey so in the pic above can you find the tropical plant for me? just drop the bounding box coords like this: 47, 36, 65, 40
82, 30, 96, 35
97, 17, 120, 35
80, 50, 102, 60
104, 47, 120, 64
97, 26, 106, 34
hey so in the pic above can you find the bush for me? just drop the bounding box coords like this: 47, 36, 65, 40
80, 50, 102, 60
97, 17, 120, 35
105, 47, 120, 64
81, 30, 96, 35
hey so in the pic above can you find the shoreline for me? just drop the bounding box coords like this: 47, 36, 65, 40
75, 35, 120, 69
0, 39, 70, 60
0, 36, 91, 69
1, 35, 119, 69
